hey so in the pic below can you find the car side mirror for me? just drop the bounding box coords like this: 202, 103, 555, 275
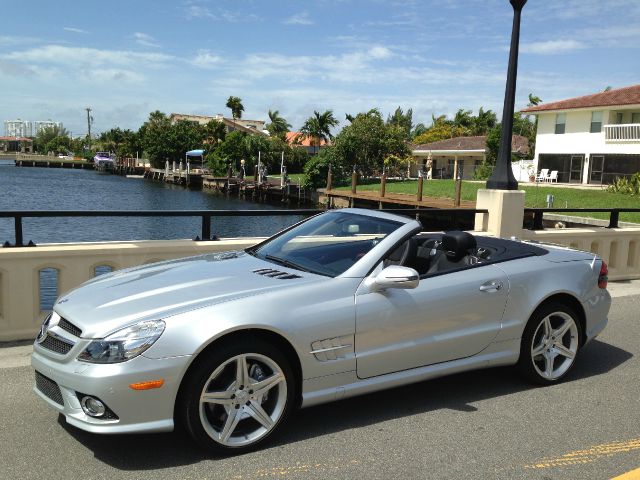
371, 265, 419, 290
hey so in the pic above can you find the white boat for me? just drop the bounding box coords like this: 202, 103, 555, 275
93, 152, 115, 169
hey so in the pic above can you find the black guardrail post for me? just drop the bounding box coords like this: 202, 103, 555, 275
14, 215, 24, 247
608, 209, 620, 229
201, 214, 212, 241
533, 210, 544, 230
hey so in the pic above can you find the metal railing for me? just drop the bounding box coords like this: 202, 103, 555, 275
525, 208, 640, 230
604, 123, 640, 142
0, 208, 489, 247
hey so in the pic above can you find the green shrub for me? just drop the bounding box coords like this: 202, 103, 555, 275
473, 162, 494, 180
303, 148, 347, 189
607, 172, 640, 195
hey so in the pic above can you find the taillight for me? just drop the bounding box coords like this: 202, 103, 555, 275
598, 260, 608, 289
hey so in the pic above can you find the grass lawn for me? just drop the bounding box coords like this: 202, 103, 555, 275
334, 179, 640, 223
268, 173, 305, 184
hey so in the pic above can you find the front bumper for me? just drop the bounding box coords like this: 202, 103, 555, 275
31, 345, 191, 434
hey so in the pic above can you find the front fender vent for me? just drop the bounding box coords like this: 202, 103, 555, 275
253, 268, 302, 280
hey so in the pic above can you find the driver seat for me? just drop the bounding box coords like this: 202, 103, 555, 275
427, 231, 478, 274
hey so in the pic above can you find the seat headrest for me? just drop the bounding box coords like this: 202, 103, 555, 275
441, 231, 476, 261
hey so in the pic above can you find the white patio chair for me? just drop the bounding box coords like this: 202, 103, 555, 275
536, 168, 549, 182
548, 170, 558, 183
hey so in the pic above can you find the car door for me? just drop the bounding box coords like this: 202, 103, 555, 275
354, 264, 509, 379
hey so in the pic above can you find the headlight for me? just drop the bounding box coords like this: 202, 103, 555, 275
77, 320, 165, 364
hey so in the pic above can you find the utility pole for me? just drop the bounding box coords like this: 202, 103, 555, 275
85, 107, 92, 150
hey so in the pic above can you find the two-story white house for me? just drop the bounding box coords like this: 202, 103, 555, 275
522, 84, 640, 184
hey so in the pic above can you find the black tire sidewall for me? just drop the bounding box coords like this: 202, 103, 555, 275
518, 301, 583, 385
180, 337, 295, 453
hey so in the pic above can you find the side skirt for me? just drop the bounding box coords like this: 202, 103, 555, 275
301, 339, 520, 408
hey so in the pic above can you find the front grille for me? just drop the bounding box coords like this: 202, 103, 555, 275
253, 268, 302, 280
35, 371, 64, 405
58, 318, 82, 337
40, 332, 74, 355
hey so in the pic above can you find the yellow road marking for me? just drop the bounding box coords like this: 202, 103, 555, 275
524, 438, 640, 469
612, 467, 640, 480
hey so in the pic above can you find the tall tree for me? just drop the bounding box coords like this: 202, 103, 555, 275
527, 93, 542, 107
34, 125, 70, 153
300, 110, 339, 154
453, 108, 474, 130
333, 109, 409, 175
472, 107, 498, 135
225, 96, 244, 120
266, 110, 291, 139
386, 107, 413, 140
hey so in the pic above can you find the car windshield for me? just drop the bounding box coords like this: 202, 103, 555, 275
249, 211, 403, 277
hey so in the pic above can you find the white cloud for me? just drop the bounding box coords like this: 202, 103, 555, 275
520, 40, 586, 55
284, 12, 313, 25
2, 45, 173, 68
63, 27, 89, 34
134, 32, 160, 48
0, 35, 40, 46
190, 50, 223, 69
185, 4, 217, 20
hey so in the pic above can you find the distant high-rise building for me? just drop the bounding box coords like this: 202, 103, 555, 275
33, 120, 63, 135
4, 120, 32, 137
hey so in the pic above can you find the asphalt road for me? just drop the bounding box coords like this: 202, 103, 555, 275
1, 286, 639, 480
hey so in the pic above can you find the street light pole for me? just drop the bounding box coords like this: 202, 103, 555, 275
486, 0, 526, 190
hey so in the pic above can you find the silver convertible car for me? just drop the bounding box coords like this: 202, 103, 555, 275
32, 208, 611, 453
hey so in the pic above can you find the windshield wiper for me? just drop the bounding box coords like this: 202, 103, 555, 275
264, 254, 312, 273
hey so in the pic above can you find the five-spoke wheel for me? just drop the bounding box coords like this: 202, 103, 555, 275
518, 301, 582, 384
180, 339, 294, 452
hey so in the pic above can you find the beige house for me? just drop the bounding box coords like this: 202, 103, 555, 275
411, 135, 529, 179
169, 113, 268, 137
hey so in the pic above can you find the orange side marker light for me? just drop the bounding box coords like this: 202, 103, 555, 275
129, 379, 165, 390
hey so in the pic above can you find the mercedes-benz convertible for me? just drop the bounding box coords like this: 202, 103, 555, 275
32, 208, 611, 453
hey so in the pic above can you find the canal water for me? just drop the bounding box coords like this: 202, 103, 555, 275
0, 160, 305, 244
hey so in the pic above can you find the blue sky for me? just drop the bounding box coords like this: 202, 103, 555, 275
1, 0, 639, 136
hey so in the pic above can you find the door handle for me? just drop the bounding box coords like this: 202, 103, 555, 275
479, 280, 503, 292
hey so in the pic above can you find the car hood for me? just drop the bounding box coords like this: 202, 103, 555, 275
53, 251, 319, 338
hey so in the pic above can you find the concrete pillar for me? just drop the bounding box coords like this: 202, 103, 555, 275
474, 189, 525, 238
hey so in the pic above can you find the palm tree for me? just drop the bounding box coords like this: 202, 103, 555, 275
266, 110, 291, 139
527, 93, 542, 107
204, 119, 226, 146
300, 110, 339, 154
453, 108, 474, 131
225, 96, 244, 120
472, 107, 497, 136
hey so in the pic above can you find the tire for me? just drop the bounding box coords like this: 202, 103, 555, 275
179, 337, 295, 453
517, 301, 583, 385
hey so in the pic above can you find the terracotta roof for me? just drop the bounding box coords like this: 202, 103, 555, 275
522, 84, 640, 113
0, 136, 32, 142
412, 135, 529, 155
285, 132, 329, 147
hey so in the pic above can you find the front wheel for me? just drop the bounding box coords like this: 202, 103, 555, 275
180, 339, 295, 453
518, 301, 582, 385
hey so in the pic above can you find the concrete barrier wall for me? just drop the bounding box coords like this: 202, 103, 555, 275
0, 238, 263, 342
520, 227, 640, 281
2, 225, 640, 342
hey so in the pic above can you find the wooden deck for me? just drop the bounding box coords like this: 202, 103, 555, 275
325, 189, 476, 208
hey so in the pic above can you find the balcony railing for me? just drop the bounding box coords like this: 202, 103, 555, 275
604, 123, 640, 142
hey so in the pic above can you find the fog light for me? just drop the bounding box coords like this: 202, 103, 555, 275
80, 396, 106, 417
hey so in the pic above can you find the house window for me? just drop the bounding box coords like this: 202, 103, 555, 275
616, 112, 624, 124
590, 111, 603, 133
555, 113, 566, 134
633, 113, 640, 124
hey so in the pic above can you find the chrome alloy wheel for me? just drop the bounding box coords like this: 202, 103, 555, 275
198, 353, 287, 448
530, 311, 579, 381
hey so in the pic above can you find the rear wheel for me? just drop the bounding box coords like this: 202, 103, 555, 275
518, 301, 582, 385
180, 338, 295, 453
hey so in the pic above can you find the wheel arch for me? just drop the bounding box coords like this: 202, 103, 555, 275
173, 328, 304, 425
530, 292, 587, 346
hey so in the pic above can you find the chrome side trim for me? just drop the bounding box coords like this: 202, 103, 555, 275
309, 345, 352, 355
